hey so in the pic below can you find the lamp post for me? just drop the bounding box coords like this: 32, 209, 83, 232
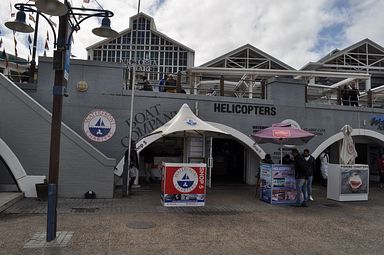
6, 0, 118, 242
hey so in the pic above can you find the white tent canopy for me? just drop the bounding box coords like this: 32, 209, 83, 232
114, 104, 228, 176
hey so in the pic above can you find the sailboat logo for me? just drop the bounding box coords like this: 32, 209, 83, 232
83, 110, 116, 142
173, 167, 198, 193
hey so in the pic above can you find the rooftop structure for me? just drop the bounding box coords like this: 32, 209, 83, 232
86, 12, 195, 81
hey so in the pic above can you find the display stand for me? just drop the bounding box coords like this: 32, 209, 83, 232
327, 164, 369, 201
161, 162, 206, 207
260, 163, 296, 205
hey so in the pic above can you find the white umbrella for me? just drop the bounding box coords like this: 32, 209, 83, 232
340, 125, 358, 164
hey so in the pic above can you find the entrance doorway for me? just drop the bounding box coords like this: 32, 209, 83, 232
0, 156, 19, 192
211, 138, 244, 184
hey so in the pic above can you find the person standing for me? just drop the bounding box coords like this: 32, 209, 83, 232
256, 154, 274, 196
128, 141, 139, 194
341, 84, 351, 106
158, 74, 167, 92
349, 83, 360, 107
140, 76, 152, 91
282, 154, 293, 164
142, 148, 154, 183
303, 149, 316, 201
320, 150, 329, 186
292, 149, 308, 207
165, 74, 176, 93
377, 154, 384, 189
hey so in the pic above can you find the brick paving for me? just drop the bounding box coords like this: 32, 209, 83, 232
0, 183, 383, 254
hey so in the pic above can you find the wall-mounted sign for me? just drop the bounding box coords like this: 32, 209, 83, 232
83, 109, 116, 142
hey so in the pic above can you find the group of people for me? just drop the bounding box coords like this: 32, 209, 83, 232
257, 148, 330, 208
138, 74, 180, 93
341, 83, 360, 106
292, 148, 316, 207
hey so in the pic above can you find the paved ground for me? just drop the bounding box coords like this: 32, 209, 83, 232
0, 183, 383, 255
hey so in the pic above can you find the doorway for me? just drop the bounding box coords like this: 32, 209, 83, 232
211, 138, 244, 184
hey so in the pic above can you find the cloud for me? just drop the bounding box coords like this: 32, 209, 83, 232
1, 0, 384, 70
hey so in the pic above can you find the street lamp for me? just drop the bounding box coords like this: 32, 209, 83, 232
6, 0, 118, 242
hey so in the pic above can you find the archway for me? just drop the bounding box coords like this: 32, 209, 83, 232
312, 129, 384, 159
0, 137, 45, 197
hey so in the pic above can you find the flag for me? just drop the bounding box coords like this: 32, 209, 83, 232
45, 40, 49, 50
28, 35, 32, 44
29, 14, 35, 23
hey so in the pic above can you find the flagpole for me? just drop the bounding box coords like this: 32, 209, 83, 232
29, 13, 39, 83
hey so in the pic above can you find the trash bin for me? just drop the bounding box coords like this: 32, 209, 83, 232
35, 180, 48, 201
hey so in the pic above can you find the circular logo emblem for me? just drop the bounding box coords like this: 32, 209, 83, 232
83, 110, 116, 142
173, 167, 198, 193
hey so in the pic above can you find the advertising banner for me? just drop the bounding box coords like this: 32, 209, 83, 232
161, 163, 206, 207
340, 165, 369, 194
260, 163, 296, 204
327, 164, 369, 201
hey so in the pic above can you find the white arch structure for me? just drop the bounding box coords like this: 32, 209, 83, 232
114, 122, 266, 176
312, 128, 384, 159
0, 137, 45, 197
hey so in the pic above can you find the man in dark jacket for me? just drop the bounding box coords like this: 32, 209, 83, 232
303, 149, 316, 201
292, 149, 308, 207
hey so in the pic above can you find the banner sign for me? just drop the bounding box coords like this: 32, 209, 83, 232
260, 163, 296, 204
161, 162, 206, 207
340, 165, 369, 194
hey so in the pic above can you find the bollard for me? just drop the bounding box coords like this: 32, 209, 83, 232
46, 183, 57, 242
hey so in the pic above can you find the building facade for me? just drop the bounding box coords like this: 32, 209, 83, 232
2, 31, 384, 198
86, 12, 195, 81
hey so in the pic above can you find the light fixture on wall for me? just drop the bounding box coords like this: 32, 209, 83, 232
77, 80, 88, 92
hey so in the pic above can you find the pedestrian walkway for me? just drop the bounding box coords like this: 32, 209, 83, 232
0, 184, 383, 254
0, 192, 23, 212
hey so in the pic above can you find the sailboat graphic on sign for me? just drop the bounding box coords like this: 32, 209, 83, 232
89, 117, 111, 137
177, 173, 193, 188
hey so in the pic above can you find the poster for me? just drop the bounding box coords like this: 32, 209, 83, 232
260, 163, 296, 204
161, 162, 206, 207
340, 166, 369, 194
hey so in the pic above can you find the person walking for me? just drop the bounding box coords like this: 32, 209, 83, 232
292, 149, 308, 207
303, 149, 316, 201
378, 154, 384, 189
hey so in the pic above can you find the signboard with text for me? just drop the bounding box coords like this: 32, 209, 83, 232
260, 163, 296, 205
161, 162, 206, 207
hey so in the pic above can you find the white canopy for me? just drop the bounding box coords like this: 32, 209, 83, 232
150, 103, 227, 136
114, 104, 228, 176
